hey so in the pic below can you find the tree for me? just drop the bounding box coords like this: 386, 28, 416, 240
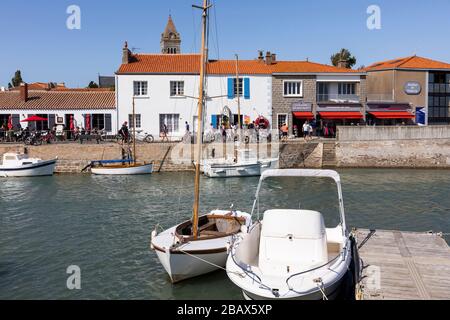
8, 70, 23, 88
87, 81, 99, 88
331, 49, 357, 69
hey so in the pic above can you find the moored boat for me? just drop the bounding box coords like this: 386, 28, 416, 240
90, 160, 153, 175
0, 153, 57, 177
226, 169, 352, 300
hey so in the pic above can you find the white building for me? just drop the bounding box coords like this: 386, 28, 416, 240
0, 83, 116, 133
116, 51, 273, 139
116, 17, 273, 139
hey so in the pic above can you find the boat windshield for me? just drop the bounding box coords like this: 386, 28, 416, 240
256, 176, 342, 227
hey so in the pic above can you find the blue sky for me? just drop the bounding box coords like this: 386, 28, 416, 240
1, 0, 450, 88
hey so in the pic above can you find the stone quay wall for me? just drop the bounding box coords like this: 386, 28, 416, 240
1, 134, 450, 173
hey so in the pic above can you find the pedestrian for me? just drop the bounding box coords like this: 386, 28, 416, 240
281, 123, 289, 142
161, 123, 169, 142
119, 121, 129, 143
302, 121, 309, 141
308, 122, 314, 140
185, 121, 190, 133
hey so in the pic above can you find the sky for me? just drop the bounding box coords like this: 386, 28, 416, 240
1, 0, 450, 88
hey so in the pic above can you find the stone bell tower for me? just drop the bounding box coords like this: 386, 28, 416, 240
161, 15, 181, 54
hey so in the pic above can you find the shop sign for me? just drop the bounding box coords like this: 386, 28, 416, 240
404, 82, 422, 95
292, 101, 312, 112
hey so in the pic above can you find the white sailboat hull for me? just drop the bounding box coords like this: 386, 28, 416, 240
0, 159, 57, 177
91, 163, 153, 175
151, 210, 251, 283
204, 162, 261, 178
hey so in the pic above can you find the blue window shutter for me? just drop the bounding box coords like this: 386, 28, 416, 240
244, 78, 250, 99
227, 78, 234, 99
211, 115, 217, 129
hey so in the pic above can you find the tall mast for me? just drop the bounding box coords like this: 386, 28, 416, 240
132, 96, 136, 164
192, 0, 210, 238
235, 54, 242, 130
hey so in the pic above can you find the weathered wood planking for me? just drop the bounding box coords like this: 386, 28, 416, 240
356, 229, 450, 300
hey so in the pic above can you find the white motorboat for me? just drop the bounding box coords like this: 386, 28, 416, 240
0, 153, 57, 177
226, 169, 352, 300
151, 0, 253, 283
151, 210, 251, 283
203, 149, 279, 178
90, 160, 153, 175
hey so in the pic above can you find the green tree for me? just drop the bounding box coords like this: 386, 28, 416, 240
87, 81, 99, 88
331, 49, 357, 69
8, 70, 23, 88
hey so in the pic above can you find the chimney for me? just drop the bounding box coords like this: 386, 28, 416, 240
337, 59, 348, 69
271, 53, 277, 63
265, 51, 272, 65
122, 41, 132, 64
20, 83, 28, 102
257, 50, 264, 61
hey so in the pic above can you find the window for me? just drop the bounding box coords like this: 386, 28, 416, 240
92, 114, 105, 130
234, 78, 243, 96
133, 81, 148, 96
338, 83, 356, 95
167, 47, 177, 54
170, 81, 185, 96
283, 81, 303, 97
159, 114, 180, 133
128, 114, 142, 129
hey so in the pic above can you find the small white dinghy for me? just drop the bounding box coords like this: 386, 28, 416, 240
0, 153, 57, 177
90, 160, 153, 175
226, 169, 351, 300
151, 210, 251, 283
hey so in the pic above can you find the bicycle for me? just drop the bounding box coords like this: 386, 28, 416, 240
130, 130, 155, 144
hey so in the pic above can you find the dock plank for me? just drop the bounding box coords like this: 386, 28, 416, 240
356, 229, 450, 300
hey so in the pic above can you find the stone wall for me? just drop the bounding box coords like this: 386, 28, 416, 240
337, 125, 450, 141
336, 139, 450, 168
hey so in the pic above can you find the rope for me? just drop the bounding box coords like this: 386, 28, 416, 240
313, 278, 329, 301
174, 246, 246, 278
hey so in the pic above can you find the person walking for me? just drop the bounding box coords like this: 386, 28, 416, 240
119, 121, 129, 144
161, 123, 169, 142
302, 121, 309, 141
281, 123, 289, 142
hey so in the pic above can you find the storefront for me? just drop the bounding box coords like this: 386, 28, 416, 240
316, 104, 364, 137
366, 103, 415, 125
291, 101, 314, 137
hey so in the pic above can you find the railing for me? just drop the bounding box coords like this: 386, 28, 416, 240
317, 94, 360, 103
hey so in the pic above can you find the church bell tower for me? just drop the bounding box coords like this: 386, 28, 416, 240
161, 15, 181, 54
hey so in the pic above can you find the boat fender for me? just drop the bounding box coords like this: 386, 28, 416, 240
150, 229, 158, 250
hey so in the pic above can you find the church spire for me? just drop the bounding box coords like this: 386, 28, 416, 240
161, 15, 181, 54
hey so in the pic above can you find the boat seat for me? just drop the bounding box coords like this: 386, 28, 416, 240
198, 221, 217, 232
200, 230, 227, 237
259, 210, 329, 276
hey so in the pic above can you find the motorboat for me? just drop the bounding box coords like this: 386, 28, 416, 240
90, 159, 153, 175
0, 152, 57, 177
226, 169, 351, 300
151, 210, 251, 283
203, 149, 279, 178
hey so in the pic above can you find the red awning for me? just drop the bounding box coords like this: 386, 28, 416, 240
369, 112, 415, 119
319, 112, 363, 120
293, 112, 314, 119
21, 115, 48, 122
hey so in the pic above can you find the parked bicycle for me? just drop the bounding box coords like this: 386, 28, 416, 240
129, 130, 155, 144
24, 132, 43, 146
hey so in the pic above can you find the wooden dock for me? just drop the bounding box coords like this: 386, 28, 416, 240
355, 229, 450, 300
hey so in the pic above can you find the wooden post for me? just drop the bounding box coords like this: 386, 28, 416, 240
235, 54, 242, 130
132, 96, 137, 164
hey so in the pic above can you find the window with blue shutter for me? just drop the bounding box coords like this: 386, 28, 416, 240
227, 78, 235, 99
211, 115, 218, 129
244, 78, 250, 99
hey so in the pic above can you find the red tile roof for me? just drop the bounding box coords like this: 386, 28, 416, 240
0, 90, 115, 110
365, 55, 450, 71
117, 54, 359, 75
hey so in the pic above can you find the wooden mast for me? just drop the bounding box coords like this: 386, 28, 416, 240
132, 96, 137, 164
192, 0, 210, 238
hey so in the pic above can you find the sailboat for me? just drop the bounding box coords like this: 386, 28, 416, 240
89, 97, 153, 175
226, 169, 352, 300
150, 0, 251, 283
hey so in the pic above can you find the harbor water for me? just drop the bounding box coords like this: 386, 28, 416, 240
1, 169, 449, 300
